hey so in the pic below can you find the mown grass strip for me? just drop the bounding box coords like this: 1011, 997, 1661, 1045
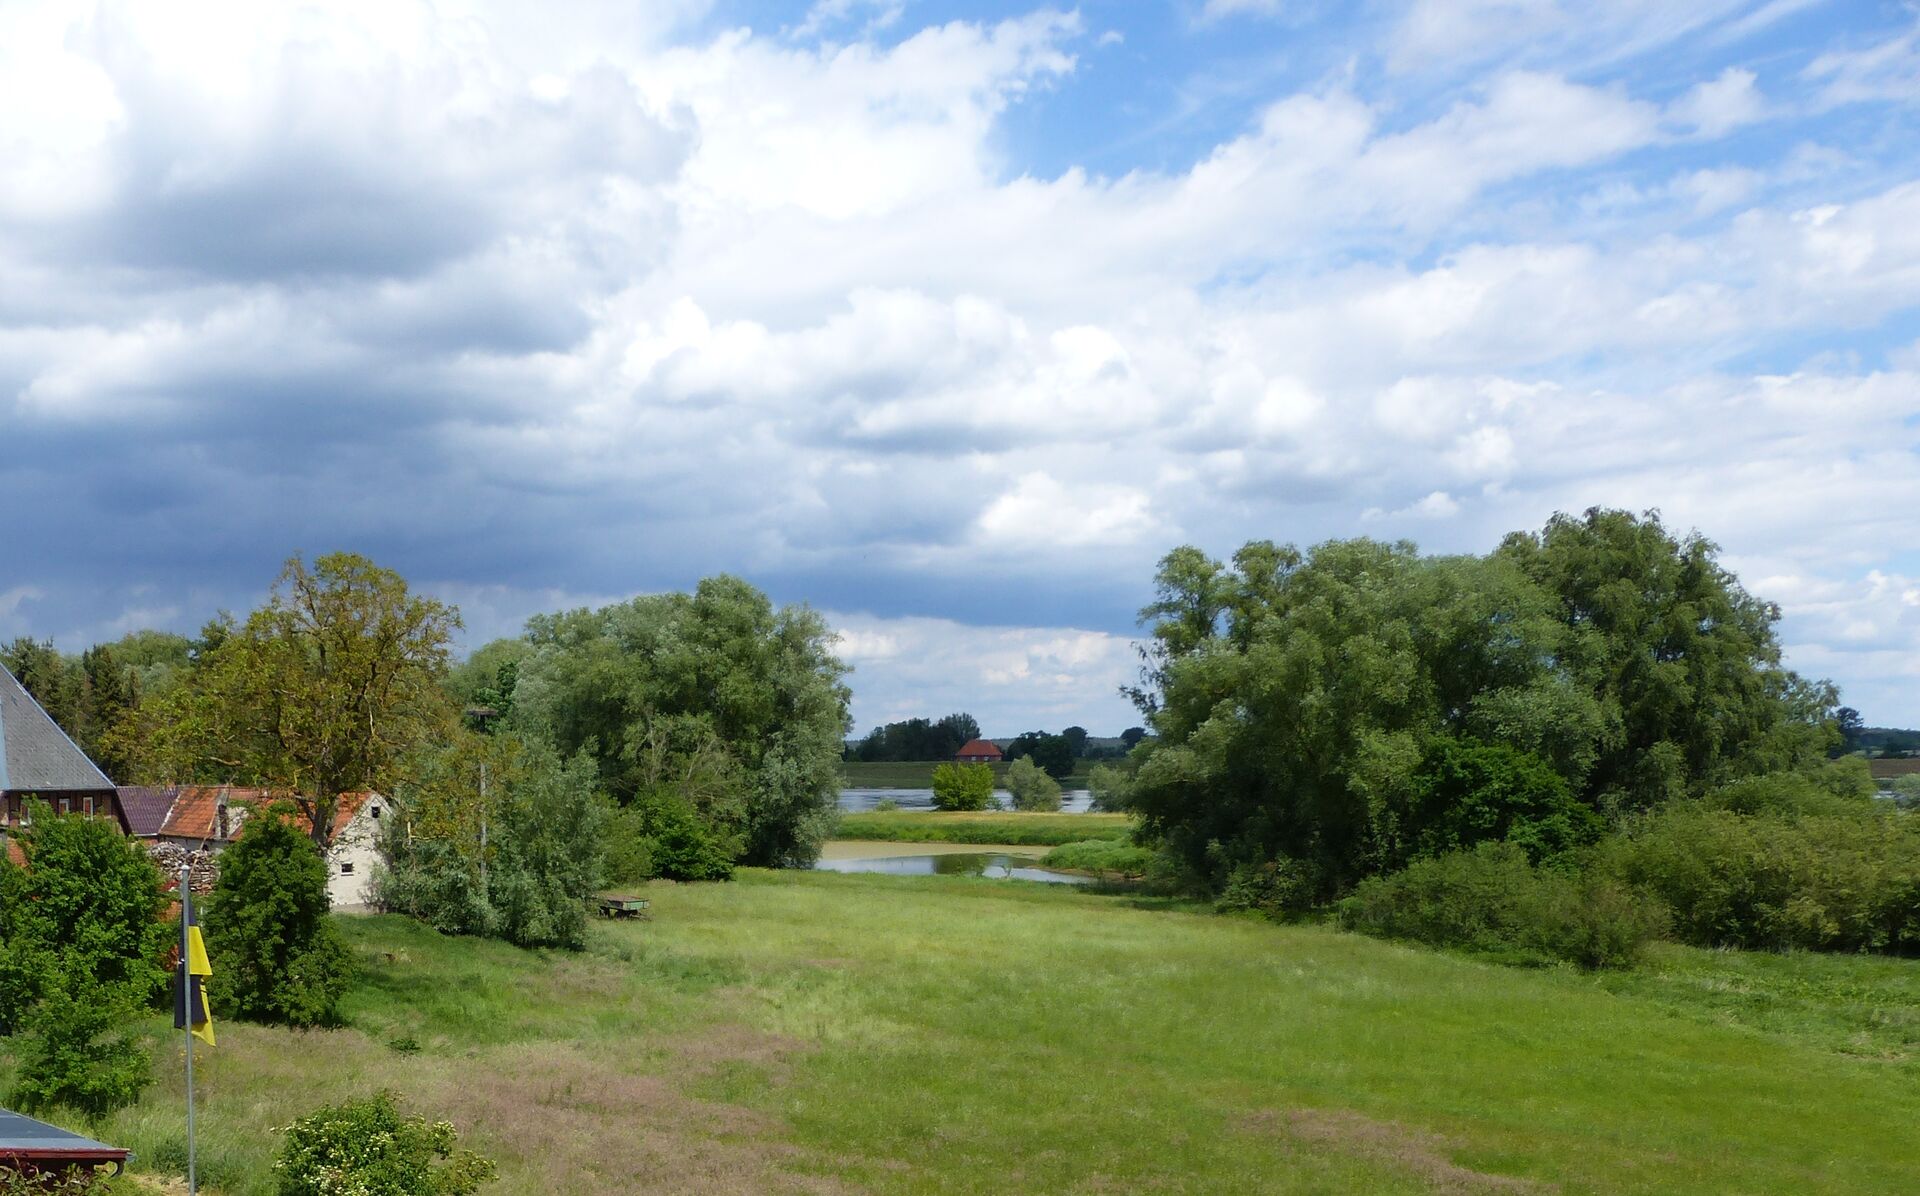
834, 809, 1133, 846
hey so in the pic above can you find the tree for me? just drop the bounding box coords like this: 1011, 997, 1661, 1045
205, 812, 353, 1027
930, 762, 996, 811
1497, 509, 1823, 811
1060, 726, 1090, 758
1120, 726, 1148, 750
1006, 732, 1073, 780
4, 804, 171, 1004
1004, 757, 1063, 812
1087, 763, 1135, 813
512, 575, 849, 868
159, 554, 461, 845
8, 971, 152, 1123
79, 644, 138, 778
1833, 706, 1865, 755
2, 637, 81, 740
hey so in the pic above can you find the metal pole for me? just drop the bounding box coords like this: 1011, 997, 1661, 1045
180, 865, 197, 1196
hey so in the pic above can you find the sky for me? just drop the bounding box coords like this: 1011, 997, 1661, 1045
3, 1, 1919, 737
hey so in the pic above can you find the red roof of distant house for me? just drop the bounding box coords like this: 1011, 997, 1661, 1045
122, 786, 375, 847
955, 738, 1003, 760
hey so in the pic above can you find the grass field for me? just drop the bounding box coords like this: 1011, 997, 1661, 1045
833, 809, 1133, 846
8, 870, 1920, 1194
838, 760, 1108, 789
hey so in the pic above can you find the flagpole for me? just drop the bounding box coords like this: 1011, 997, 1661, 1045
180, 864, 197, 1196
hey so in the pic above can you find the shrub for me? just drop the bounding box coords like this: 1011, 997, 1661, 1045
871, 797, 901, 813
601, 803, 657, 887
1389, 738, 1602, 866
1041, 839, 1153, 876
1086, 763, 1135, 813
0, 1167, 113, 1194
1005, 757, 1063, 813
1887, 775, 1920, 811
7, 972, 152, 1122
374, 838, 494, 937
4, 806, 170, 1004
1339, 843, 1664, 969
647, 800, 736, 882
275, 1091, 496, 1196
483, 746, 605, 949
1704, 770, 1876, 818
206, 812, 353, 1027
1595, 804, 1920, 953
930, 762, 996, 811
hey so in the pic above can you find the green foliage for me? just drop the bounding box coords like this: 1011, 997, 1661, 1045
1390, 737, 1602, 866
0, 1167, 112, 1194
1339, 843, 1665, 969
274, 1092, 496, 1196
512, 576, 850, 868
206, 813, 353, 1026
1004, 757, 1063, 812
1005, 732, 1073, 780
0, 807, 171, 1018
1040, 839, 1153, 876
1596, 805, 1920, 953
929, 762, 996, 811
1701, 767, 1876, 818
600, 802, 657, 886
1890, 775, 1920, 811
7, 971, 152, 1122
870, 797, 901, 813
646, 799, 737, 882
377, 739, 609, 947
849, 713, 980, 762
139, 553, 460, 841
1086, 763, 1135, 813
1130, 510, 1835, 901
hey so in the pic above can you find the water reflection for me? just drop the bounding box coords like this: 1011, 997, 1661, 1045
814, 852, 1091, 885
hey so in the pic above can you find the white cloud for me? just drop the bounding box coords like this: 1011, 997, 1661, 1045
1806, 18, 1920, 107
1668, 67, 1766, 136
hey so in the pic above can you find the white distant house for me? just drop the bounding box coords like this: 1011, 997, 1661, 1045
323, 792, 387, 909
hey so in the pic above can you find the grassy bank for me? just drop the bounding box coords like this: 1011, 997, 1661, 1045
839, 759, 1107, 789
834, 809, 1133, 846
7, 871, 1920, 1193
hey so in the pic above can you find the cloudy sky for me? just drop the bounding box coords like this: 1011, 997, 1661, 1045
3, 1, 1919, 736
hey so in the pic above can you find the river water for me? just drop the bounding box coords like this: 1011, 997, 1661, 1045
836, 787, 1096, 813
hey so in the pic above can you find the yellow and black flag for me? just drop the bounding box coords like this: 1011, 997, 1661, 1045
174, 900, 215, 1047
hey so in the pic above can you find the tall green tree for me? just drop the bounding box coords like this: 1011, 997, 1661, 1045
511, 575, 849, 868
147, 554, 460, 844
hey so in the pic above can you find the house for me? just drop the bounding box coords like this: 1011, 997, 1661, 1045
114, 783, 388, 908
0, 664, 127, 833
954, 737, 1004, 763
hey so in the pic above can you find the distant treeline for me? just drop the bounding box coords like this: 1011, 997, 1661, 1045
844, 716, 1148, 767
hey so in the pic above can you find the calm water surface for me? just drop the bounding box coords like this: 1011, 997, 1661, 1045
837, 787, 1095, 813
814, 851, 1092, 885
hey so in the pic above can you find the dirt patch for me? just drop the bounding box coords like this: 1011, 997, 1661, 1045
418, 1039, 851, 1196
1243, 1108, 1548, 1193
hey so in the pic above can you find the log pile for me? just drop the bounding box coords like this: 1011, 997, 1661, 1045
147, 841, 220, 894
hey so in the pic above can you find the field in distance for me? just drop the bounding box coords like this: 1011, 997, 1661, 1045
43, 869, 1920, 1195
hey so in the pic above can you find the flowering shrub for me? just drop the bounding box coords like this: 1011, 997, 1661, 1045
274, 1092, 495, 1195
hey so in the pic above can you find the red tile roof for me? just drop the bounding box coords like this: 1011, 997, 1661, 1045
955, 738, 1003, 760
124, 786, 376, 846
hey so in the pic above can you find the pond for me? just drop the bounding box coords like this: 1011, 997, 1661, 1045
837, 787, 1096, 813
814, 852, 1091, 885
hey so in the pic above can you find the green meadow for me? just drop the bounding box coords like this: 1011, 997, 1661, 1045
832, 809, 1131, 846
9, 869, 1918, 1195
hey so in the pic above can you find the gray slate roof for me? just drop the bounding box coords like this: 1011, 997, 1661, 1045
0, 1106, 128, 1163
0, 665, 115, 792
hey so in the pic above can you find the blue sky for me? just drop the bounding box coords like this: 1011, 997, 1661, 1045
3, 0, 1920, 736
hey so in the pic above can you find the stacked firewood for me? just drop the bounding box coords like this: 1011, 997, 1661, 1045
147, 841, 220, 894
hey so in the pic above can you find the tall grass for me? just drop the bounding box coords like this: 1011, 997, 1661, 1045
833, 810, 1133, 846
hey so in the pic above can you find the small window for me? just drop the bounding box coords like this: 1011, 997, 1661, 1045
84, 796, 95, 816
58, 798, 70, 815
340, 862, 355, 876
370, 806, 381, 819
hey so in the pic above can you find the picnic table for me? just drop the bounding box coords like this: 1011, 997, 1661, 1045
599, 895, 652, 920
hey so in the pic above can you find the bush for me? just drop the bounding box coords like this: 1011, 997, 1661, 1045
275, 1091, 496, 1195
7, 972, 152, 1122
1886, 775, 1920, 811
3, 806, 170, 1006
930, 762, 996, 811
1596, 804, 1920, 953
1704, 769, 1876, 818
601, 803, 656, 887
1339, 843, 1665, 969
1389, 737, 1602, 866
0, 1167, 113, 1194
206, 812, 353, 1027
1041, 839, 1153, 876
871, 797, 901, 813
374, 839, 494, 937
647, 800, 736, 882
1004, 758, 1063, 813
